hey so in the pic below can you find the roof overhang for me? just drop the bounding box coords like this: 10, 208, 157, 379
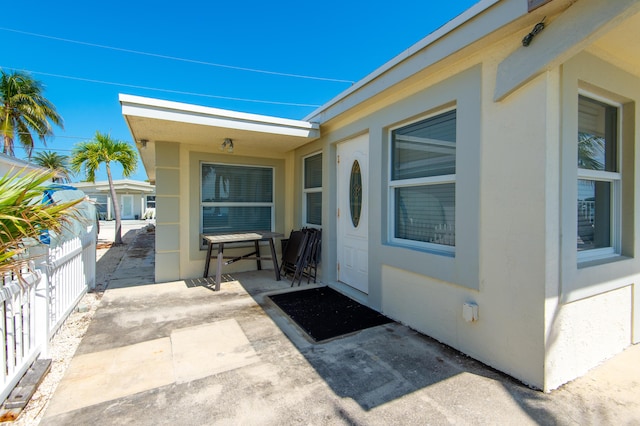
120, 94, 320, 183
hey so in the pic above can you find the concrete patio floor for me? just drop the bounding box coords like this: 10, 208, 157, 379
40, 230, 640, 425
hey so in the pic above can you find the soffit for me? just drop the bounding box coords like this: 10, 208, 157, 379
120, 94, 320, 183
123, 114, 318, 152
588, 10, 640, 78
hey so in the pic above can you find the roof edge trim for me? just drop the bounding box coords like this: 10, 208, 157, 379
119, 94, 320, 134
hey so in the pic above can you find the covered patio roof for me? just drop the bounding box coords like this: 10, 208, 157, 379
120, 94, 321, 183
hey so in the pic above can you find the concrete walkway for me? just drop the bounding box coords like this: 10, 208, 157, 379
40, 229, 640, 425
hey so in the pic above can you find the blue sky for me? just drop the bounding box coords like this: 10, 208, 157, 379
3, 1, 478, 182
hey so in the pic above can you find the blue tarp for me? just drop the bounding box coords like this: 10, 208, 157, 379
39, 185, 97, 246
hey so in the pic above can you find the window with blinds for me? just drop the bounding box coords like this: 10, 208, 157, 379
390, 109, 456, 252
303, 152, 322, 226
200, 163, 274, 236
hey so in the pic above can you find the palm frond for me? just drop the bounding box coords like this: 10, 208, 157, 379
0, 168, 83, 273
71, 131, 138, 245
0, 69, 63, 157
31, 150, 73, 183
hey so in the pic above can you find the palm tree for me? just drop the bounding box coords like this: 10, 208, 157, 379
0, 69, 63, 157
31, 150, 73, 183
70, 131, 138, 245
0, 168, 82, 274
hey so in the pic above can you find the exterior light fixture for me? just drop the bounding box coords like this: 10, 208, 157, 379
220, 138, 234, 153
139, 139, 148, 148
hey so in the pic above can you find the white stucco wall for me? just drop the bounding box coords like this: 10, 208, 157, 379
541, 51, 640, 391
155, 141, 182, 282
297, 39, 550, 387
545, 285, 633, 391
182, 148, 287, 279
297, 16, 639, 391
153, 139, 294, 282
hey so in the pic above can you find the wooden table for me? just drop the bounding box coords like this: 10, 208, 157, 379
201, 231, 284, 291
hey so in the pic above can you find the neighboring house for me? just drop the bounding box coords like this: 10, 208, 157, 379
0, 152, 46, 176
72, 179, 155, 220
120, 0, 640, 392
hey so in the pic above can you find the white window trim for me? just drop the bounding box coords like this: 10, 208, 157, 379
387, 107, 456, 255
199, 162, 275, 243
302, 151, 322, 228
576, 90, 623, 264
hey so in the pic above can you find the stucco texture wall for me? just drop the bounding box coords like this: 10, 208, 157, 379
182, 147, 287, 280
306, 31, 640, 391
542, 52, 640, 391
155, 141, 181, 282
155, 140, 292, 281
306, 54, 549, 388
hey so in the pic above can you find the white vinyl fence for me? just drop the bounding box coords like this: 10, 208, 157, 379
0, 189, 97, 404
0, 265, 41, 405
44, 228, 97, 338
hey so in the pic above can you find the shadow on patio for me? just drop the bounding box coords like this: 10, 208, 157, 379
40, 230, 638, 425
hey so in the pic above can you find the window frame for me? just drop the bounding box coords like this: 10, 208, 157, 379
576, 91, 623, 264
388, 106, 457, 255
199, 162, 275, 247
302, 151, 323, 228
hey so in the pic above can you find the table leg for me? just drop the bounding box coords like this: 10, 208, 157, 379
215, 242, 224, 291
255, 240, 262, 270
269, 238, 281, 281
204, 241, 213, 278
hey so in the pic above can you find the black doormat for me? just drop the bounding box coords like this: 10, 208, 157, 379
268, 287, 393, 342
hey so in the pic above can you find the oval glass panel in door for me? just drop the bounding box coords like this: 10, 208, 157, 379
349, 160, 362, 228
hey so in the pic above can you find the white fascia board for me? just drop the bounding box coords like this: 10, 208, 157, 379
304, 0, 504, 122
119, 94, 320, 138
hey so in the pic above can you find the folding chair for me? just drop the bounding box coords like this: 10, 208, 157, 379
279, 230, 309, 283
299, 228, 321, 284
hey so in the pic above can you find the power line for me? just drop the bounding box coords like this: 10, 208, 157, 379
1, 131, 86, 141
0, 66, 323, 108
3, 131, 151, 146
30, 147, 74, 152
1, 132, 136, 151
0, 27, 355, 84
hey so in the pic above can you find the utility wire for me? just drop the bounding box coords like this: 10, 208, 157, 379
3, 130, 143, 143
1, 131, 91, 142
0, 27, 355, 84
0, 66, 323, 108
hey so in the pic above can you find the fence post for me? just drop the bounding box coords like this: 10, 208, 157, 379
34, 263, 51, 359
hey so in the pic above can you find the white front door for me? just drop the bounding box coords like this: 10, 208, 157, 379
337, 134, 369, 294
121, 194, 134, 219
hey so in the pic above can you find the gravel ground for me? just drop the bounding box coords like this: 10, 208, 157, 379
6, 223, 146, 426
